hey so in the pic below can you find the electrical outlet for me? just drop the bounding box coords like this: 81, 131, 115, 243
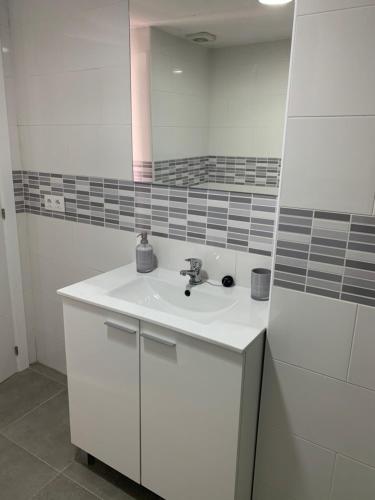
44, 194, 65, 213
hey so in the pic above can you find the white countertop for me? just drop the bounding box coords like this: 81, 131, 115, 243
57, 264, 269, 354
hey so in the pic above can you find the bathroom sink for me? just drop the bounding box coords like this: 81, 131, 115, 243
109, 277, 237, 324
58, 264, 269, 353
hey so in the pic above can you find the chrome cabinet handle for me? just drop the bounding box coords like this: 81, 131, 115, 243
104, 320, 137, 335
141, 332, 176, 347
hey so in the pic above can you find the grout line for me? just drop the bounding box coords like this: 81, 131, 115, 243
0, 387, 66, 433
328, 453, 338, 500
289, 114, 375, 118
298, 3, 375, 18
1, 433, 62, 473
61, 471, 104, 500
272, 356, 375, 394
346, 304, 359, 382
29, 471, 61, 499
29, 364, 67, 387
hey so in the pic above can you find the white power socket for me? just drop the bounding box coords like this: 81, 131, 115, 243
44, 194, 65, 213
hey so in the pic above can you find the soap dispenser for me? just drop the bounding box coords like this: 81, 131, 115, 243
136, 232, 154, 273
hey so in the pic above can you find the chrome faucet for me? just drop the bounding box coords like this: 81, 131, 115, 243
180, 258, 203, 294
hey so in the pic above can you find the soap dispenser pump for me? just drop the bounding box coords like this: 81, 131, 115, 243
136, 232, 154, 273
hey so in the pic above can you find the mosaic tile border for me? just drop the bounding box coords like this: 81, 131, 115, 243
154, 156, 207, 186
207, 156, 281, 187
274, 207, 375, 307
133, 156, 281, 188
13, 170, 278, 256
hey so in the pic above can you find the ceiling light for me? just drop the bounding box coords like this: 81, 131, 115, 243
258, 0, 293, 5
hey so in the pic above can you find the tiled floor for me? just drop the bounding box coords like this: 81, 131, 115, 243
0, 363, 161, 500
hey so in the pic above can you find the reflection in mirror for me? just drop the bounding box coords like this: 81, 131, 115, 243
130, 0, 294, 195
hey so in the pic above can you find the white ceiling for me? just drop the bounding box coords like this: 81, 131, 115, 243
130, 0, 294, 47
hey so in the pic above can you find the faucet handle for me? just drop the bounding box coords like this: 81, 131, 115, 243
185, 258, 202, 270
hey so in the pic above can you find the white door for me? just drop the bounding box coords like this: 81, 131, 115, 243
140, 321, 244, 500
63, 300, 141, 482
0, 204, 16, 382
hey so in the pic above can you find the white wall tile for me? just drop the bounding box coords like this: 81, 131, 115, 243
68, 124, 133, 178
331, 455, 375, 500
268, 287, 357, 380
71, 223, 135, 273
261, 358, 375, 467
149, 27, 210, 160
100, 66, 131, 125
208, 40, 289, 157
253, 424, 335, 500
297, 0, 375, 16
27, 215, 74, 262
17, 70, 102, 125
289, 6, 375, 116
152, 125, 208, 161
280, 117, 375, 213
348, 306, 375, 391
18, 125, 69, 173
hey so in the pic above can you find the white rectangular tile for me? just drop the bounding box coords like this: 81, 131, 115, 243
72, 223, 135, 273
253, 424, 335, 500
280, 117, 375, 213
269, 287, 357, 380
289, 6, 375, 116
331, 455, 375, 500
348, 306, 375, 391
261, 359, 375, 467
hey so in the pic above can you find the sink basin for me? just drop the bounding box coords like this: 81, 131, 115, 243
109, 277, 237, 324
58, 263, 269, 353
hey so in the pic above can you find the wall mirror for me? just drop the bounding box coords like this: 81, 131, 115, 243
130, 0, 294, 195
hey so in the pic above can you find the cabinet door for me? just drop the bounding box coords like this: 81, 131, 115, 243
63, 299, 140, 482
140, 321, 244, 500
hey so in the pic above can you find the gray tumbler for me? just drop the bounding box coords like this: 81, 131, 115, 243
251, 268, 271, 301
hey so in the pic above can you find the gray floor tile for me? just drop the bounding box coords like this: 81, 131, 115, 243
0, 435, 56, 500
64, 460, 161, 500
30, 363, 67, 386
32, 475, 98, 499
0, 369, 65, 429
2, 391, 75, 471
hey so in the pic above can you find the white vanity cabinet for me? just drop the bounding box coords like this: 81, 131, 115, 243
62, 295, 265, 500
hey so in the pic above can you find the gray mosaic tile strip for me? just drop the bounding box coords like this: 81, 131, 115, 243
207, 156, 281, 188
274, 206, 375, 308
134, 156, 281, 188
13, 170, 277, 257
154, 157, 207, 187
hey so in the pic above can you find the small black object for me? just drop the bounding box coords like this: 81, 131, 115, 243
222, 275, 235, 288
185, 289, 191, 297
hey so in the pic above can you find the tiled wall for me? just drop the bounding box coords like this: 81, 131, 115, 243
275, 207, 375, 307
153, 157, 207, 186
207, 156, 281, 187
208, 40, 290, 158
134, 156, 281, 188
254, 2, 375, 500
13, 170, 277, 256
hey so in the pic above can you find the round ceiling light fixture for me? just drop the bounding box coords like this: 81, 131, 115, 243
258, 0, 293, 5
